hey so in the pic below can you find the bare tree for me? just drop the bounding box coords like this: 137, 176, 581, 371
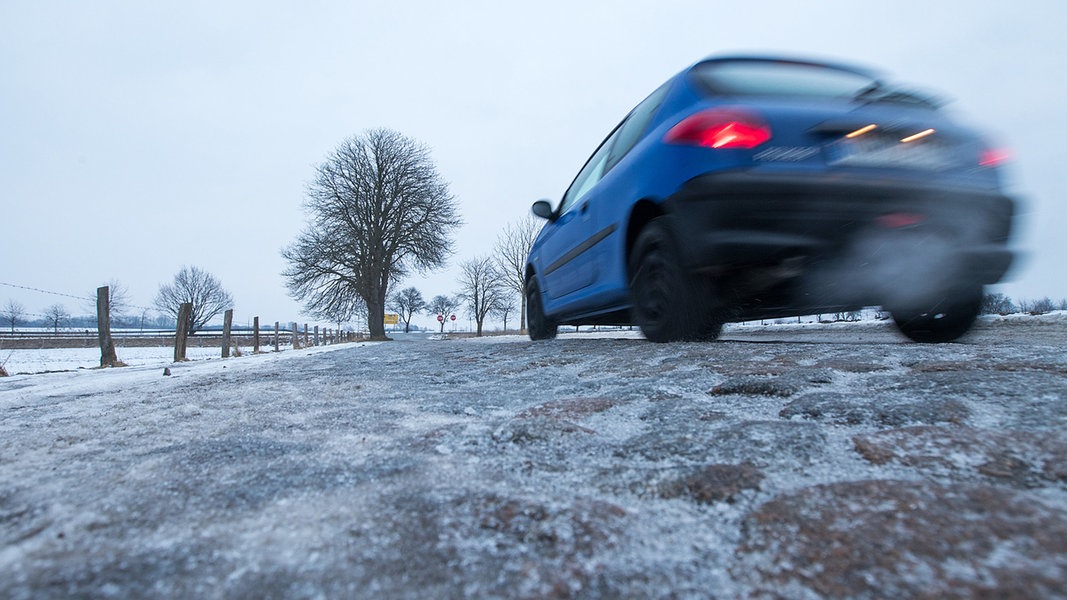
981, 292, 1016, 315
494, 215, 540, 334
154, 266, 234, 335
388, 286, 427, 333
494, 294, 517, 332
427, 294, 461, 333
458, 255, 507, 337
87, 279, 130, 325
2, 300, 25, 333
44, 304, 70, 333
138, 308, 153, 332
282, 129, 462, 341
1019, 297, 1055, 315
831, 310, 863, 322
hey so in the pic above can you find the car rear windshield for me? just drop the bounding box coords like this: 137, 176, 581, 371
692, 60, 878, 100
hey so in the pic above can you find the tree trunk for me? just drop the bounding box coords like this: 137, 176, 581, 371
366, 285, 389, 340
222, 309, 233, 358
367, 303, 386, 339
174, 302, 192, 362
97, 286, 120, 368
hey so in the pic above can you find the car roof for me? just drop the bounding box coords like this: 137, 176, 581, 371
690, 54, 883, 80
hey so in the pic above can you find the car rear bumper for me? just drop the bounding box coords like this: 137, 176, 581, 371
662, 170, 1016, 307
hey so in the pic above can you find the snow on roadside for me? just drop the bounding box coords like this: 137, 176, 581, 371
2, 311, 1063, 376
0, 339, 375, 380
1, 346, 233, 375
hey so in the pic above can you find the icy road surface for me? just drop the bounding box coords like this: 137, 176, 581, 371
2, 318, 1066, 599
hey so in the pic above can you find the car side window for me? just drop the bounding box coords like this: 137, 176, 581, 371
558, 124, 623, 215
604, 82, 671, 172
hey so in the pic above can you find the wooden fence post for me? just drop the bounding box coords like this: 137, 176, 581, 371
314, 325, 319, 347
174, 302, 192, 362
274, 321, 280, 352
97, 286, 120, 368
222, 309, 233, 358
253, 316, 260, 354
292, 323, 300, 349
303, 324, 309, 348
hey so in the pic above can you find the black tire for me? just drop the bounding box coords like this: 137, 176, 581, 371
526, 276, 558, 341
629, 218, 722, 343
891, 290, 982, 343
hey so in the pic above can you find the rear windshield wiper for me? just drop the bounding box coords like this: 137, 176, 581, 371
852, 81, 942, 109
852, 81, 886, 102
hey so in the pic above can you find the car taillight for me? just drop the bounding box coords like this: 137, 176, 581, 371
979, 147, 1011, 167
664, 108, 772, 149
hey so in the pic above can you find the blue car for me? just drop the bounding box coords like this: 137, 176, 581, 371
525, 55, 1016, 343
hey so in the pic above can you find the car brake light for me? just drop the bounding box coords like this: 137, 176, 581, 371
665, 109, 772, 149
876, 212, 925, 228
979, 147, 1011, 167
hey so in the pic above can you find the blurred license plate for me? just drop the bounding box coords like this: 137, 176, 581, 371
827, 135, 954, 170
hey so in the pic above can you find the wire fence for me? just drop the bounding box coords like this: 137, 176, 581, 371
1, 282, 360, 367
0, 328, 361, 350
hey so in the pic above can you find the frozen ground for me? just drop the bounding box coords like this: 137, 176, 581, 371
0, 346, 244, 375
0, 342, 310, 376
1, 316, 1066, 598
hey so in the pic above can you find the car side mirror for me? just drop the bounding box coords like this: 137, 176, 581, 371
531, 199, 556, 221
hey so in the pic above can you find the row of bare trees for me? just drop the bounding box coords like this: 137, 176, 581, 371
452, 216, 540, 336
981, 293, 1067, 316
2, 267, 234, 338
379, 215, 539, 337
8, 127, 525, 345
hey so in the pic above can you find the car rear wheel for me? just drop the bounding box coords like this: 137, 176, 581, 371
630, 218, 722, 342
526, 277, 558, 341
891, 289, 982, 343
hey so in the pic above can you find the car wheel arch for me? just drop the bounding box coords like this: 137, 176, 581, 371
624, 199, 667, 279
524, 264, 538, 293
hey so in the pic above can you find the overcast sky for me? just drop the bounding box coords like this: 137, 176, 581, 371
2, 1, 1064, 331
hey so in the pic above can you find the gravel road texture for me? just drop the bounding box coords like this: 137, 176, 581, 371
2, 316, 1066, 598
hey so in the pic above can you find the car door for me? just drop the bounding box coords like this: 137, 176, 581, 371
539, 127, 621, 300
539, 82, 672, 303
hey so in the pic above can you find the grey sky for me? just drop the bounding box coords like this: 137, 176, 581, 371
2, 1, 1063, 330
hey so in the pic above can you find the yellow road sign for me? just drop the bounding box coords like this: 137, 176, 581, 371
384, 313, 400, 325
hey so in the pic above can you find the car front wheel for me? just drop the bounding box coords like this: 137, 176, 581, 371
526, 277, 558, 341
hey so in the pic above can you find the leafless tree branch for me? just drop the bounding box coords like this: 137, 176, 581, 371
493, 215, 541, 334
388, 286, 427, 333
283, 129, 462, 340
154, 266, 234, 335
458, 255, 507, 336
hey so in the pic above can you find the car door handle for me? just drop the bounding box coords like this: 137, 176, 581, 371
580, 202, 589, 214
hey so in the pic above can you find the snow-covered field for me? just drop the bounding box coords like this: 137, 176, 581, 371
6, 313, 1063, 375
1, 315, 1065, 598
0, 344, 301, 375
